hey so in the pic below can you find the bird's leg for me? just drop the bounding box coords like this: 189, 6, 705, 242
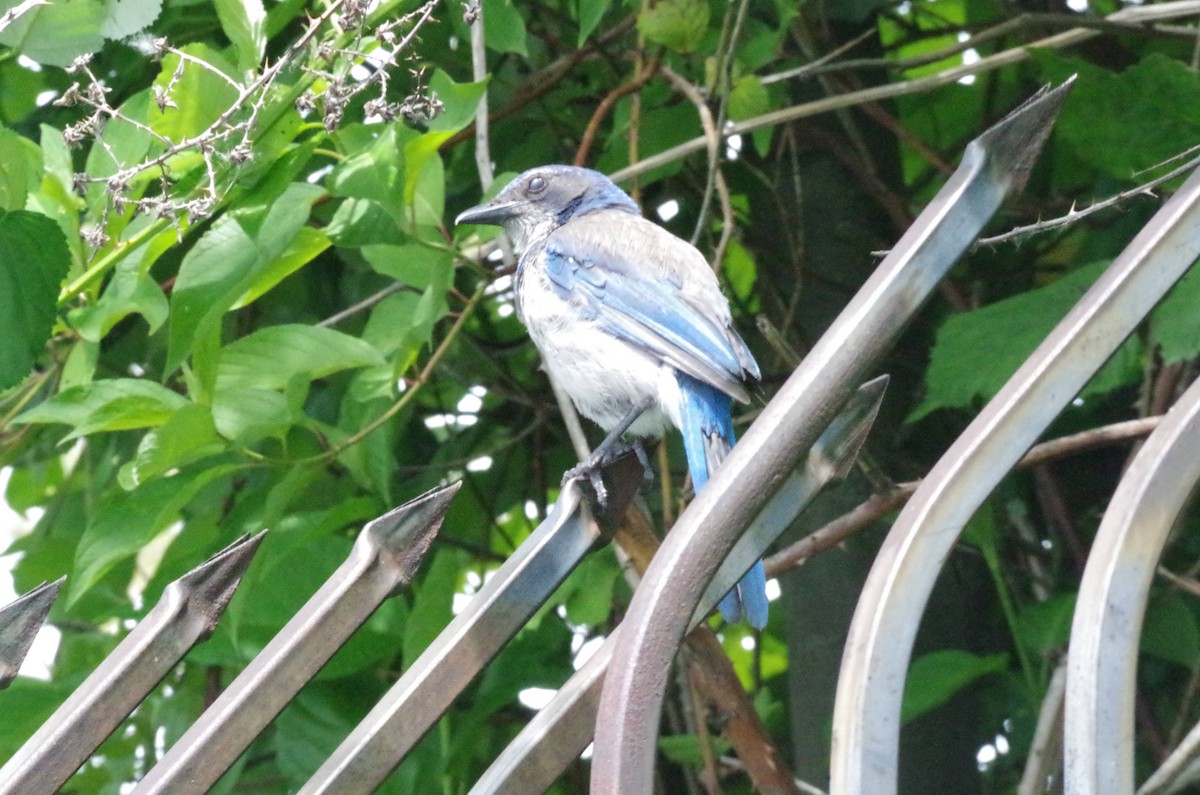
563, 397, 654, 507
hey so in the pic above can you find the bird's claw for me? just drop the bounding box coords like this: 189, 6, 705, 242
562, 439, 653, 509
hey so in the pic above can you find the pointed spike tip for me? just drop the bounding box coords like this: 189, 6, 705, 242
363, 481, 462, 552
0, 577, 65, 689
975, 77, 1075, 194
811, 375, 890, 482
171, 530, 267, 635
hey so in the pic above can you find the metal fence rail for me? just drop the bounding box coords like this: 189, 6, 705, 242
3, 74, 1200, 795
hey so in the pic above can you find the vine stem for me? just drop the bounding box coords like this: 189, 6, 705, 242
277, 281, 488, 467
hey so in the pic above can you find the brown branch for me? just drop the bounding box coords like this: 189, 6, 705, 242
574, 51, 662, 167
614, 506, 801, 794
612, 1, 1200, 185
442, 18, 638, 152
766, 416, 1164, 576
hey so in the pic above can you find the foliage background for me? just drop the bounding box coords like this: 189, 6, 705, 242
1, 0, 1200, 791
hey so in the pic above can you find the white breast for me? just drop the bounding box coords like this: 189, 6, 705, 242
518, 264, 680, 437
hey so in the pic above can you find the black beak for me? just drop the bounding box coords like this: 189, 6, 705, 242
455, 200, 520, 227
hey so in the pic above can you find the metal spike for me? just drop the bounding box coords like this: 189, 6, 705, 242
471, 376, 886, 794
298, 456, 643, 795
589, 80, 1073, 795
133, 483, 459, 795
832, 135, 1200, 792
0, 578, 63, 690
0, 532, 265, 795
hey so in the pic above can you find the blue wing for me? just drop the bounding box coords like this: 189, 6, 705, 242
541, 220, 758, 402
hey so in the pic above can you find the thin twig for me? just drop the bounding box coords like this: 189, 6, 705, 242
659, 66, 732, 269
977, 155, 1200, 247
766, 415, 1164, 575
317, 283, 406, 327
278, 281, 488, 466
573, 52, 661, 168
469, 0, 492, 192
0, 0, 45, 35
612, 1, 1200, 185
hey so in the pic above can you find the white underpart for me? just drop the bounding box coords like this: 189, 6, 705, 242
520, 264, 679, 437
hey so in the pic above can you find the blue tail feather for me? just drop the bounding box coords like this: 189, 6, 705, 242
678, 374, 769, 630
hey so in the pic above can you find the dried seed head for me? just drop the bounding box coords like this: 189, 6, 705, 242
462, 0, 480, 25
153, 84, 177, 112
66, 54, 93, 74
228, 143, 253, 164
53, 83, 82, 107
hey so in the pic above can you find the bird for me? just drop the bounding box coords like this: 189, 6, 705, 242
456, 165, 768, 629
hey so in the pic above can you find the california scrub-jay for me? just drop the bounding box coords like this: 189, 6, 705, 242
456, 165, 768, 628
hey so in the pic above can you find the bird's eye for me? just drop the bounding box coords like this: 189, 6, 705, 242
527, 176, 547, 194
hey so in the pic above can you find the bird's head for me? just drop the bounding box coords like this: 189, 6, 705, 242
455, 165, 638, 251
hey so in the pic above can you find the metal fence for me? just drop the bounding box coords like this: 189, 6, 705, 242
2, 76, 1199, 795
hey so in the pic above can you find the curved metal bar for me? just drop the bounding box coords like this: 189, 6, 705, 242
0, 533, 264, 795
591, 80, 1073, 794
470, 376, 886, 795
1140, 715, 1200, 794
830, 167, 1200, 793
134, 484, 458, 795
1065, 375, 1200, 793
0, 577, 63, 690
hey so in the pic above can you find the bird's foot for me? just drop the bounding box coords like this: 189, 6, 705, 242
563, 439, 653, 508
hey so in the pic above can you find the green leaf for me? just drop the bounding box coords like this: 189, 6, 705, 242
100, 0, 163, 40
576, 0, 612, 46
362, 244, 453, 288
68, 468, 234, 605
1151, 262, 1200, 363
1037, 52, 1200, 179
1142, 593, 1200, 668
911, 262, 1142, 421
556, 548, 619, 626
166, 183, 323, 373
211, 325, 383, 441
722, 239, 758, 308
403, 131, 449, 230
1016, 593, 1077, 656
214, 0, 266, 73
15, 378, 189, 439
328, 124, 412, 222
149, 45, 241, 142
637, 0, 709, 54
482, 0, 527, 56
215, 325, 385, 393
427, 70, 489, 134
658, 735, 731, 767
0, 0, 105, 67
728, 74, 769, 122
326, 198, 408, 247
902, 650, 1007, 723
119, 404, 225, 488
230, 226, 331, 310
0, 209, 71, 390
403, 548, 461, 662
0, 126, 43, 211
68, 230, 170, 342
211, 386, 292, 441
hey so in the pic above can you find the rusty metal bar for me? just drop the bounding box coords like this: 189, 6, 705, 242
133, 483, 458, 795
0, 533, 265, 795
296, 460, 642, 795
830, 171, 1200, 792
590, 79, 1073, 794
471, 376, 887, 795
0, 577, 63, 690
1064, 374, 1200, 793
